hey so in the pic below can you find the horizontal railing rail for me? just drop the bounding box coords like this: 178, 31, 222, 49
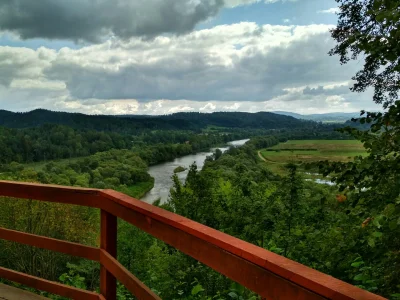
0, 180, 387, 300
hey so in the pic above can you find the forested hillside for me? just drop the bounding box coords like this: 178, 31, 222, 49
137, 111, 314, 129
0, 109, 351, 166
0, 124, 249, 165
0, 109, 312, 132
0, 109, 191, 132
1, 136, 398, 299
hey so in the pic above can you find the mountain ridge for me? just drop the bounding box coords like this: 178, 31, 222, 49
0, 109, 314, 132
273, 111, 360, 123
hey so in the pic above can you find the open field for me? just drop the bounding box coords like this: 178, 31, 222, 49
259, 140, 367, 175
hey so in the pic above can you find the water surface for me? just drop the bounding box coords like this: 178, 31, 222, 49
141, 139, 249, 204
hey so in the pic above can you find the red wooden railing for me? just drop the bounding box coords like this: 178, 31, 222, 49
0, 180, 387, 300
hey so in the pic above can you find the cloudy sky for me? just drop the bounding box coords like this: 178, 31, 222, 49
0, 0, 378, 115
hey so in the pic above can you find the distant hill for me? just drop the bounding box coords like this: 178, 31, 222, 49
0, 109, 313, 133
273, 111, 360, 123
0, 109, 192, 133
152, 112, 313, 129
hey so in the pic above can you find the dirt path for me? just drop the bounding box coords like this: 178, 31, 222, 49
257, 151, 267, 162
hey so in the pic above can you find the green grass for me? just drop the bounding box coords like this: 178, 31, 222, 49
259, 140, 367, 176
119, 179, 155, 199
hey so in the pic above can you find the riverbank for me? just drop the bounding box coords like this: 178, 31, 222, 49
141, 139, 249, 204
119, 178, 155, 199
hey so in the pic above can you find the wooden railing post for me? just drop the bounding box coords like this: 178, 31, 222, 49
100, 210, 117, 300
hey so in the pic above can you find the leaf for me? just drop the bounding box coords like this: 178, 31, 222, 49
385, 204, 396, 216
191, 284, 205, 296
354, 274, 369, 281
389, 220, 397, 230
59, 274, 67, 282
228, 292, 238, 299
351, 261, 364, 268
372, 218, 381, 228
368, 238, 375, 247
372, 231, 382, 238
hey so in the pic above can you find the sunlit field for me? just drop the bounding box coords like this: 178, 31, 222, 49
260, 140, 367, 175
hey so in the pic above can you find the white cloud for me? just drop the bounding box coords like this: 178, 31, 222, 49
283, 19, 291, 23
225, 0, 297, 6
264, 0, 298, 3
167, 105, 195, 114
41, 23, 339, 102
0, 22, 375, 115
326, 95, 348, 107
318, 7, 340, 14
200, 102, 217, 111
224, 0, 261, 7
10, 79, 65, 91
223, 102, 241, 110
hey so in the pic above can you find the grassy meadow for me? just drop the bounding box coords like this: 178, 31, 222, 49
259, 140, 367, 175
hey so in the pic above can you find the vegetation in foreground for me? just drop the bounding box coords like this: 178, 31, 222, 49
0, 136, 398, 299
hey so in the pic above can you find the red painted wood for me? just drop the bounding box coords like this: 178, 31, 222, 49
100, 250, 161, 300
0, 180, 101, 208
0, 267, 99, 300
100, 210, 117, 300
0, 180, 102, 208
0, 181, 387, 300
100, 197, 326, 300
0, 227, 100, 262
101, 189, 387, 300
98, 295, 107, 300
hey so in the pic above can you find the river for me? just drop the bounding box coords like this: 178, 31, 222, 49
141, 139, 249, 204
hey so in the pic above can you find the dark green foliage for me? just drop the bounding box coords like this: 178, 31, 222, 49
0, 125, 133, 164
0, 124, 248, 165
0, 109, 313, 132
318, 106, 400, 297
0, 149, 153, 198
0, 109, 193, 132
323, 1, 400, 297
330, 0, 400, 108
164, 140, 398, 298
1, 135, 398, 299
153, 111, 314, 129
174, 166, 187, 173
0, 109, 352, 166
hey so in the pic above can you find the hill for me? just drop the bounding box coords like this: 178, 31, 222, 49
154, 112, 312, 129
273, 111, 360, 123
0, 109, 313, 132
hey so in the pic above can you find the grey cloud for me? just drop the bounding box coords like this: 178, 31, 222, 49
0, 46, 52, 86
0, 22, 377, 115
0, 0, 223, 42
46, 54, 285, 101
303, 84, 350, 96
45, 27, 355, 102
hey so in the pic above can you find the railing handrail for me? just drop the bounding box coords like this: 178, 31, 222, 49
0, 180, 387, 300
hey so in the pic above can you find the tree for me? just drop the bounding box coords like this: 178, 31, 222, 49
321, 1, 400, 296
330, 0, 400, 108
326, 0, 400, 215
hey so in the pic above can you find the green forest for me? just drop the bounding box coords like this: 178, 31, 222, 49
0, 0, 400, 299
0, 133, 399, 299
